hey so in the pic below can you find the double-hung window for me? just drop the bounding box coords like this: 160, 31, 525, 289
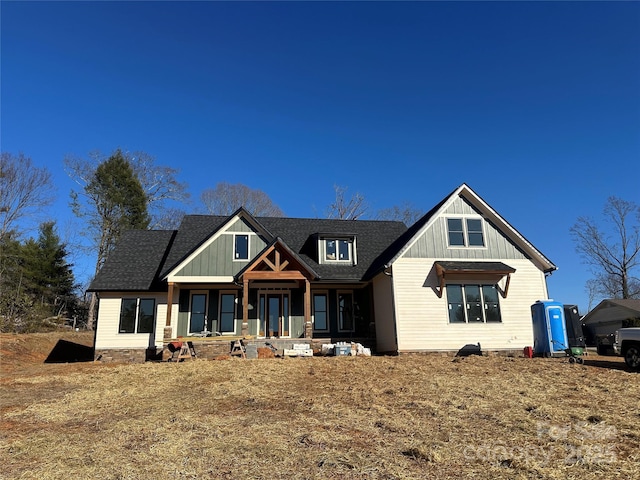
119, 298, 155, 333
447, 218, 485, 247
447, 284, 501, 323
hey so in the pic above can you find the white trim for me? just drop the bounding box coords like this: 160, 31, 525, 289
162, 211, 272, 280
188, 290, 209, 335
444, 215, 487, 249
319, 237, 355, 264
166, 275, 235, 283
389, 184, 556, 272
233, 233, 250, 261
218, 290, 238, 335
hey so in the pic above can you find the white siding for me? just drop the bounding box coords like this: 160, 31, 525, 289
372, 273, 397, 352
95, 292, 173, 350
391, 257, 548, 351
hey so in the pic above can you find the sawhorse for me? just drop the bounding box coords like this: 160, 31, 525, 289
171, 341, 196, 362
230, 339, 246, 359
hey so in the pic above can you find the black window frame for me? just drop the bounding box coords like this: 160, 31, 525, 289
313, 293, 329, 331
446, 284, 502, 324
338, 291, 355, 332
219, 292, 237, 333
446, 217, 485, 248
234, 234, 249, 260
118, 298, 156, 334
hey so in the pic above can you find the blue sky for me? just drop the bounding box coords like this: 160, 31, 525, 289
2, 1, 639, 313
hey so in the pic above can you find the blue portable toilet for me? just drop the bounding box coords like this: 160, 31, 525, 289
531, 300, 569, 357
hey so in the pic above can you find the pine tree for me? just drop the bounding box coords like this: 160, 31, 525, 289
71, 149, 150, 328
0, 223, 78, 332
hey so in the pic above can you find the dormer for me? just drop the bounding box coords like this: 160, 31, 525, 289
316, 233, 357, 265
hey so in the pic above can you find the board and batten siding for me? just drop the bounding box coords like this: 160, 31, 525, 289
95, 292, 176, 350
175, 232, 267, 277
405, 197, 529, 261
391, 257, 548, 351
372, 273, 398, 353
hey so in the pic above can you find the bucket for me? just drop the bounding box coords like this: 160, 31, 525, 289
335, 345, 351, 356
523, 346, 533, 358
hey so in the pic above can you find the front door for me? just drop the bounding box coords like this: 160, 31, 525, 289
260, 293, 289, 337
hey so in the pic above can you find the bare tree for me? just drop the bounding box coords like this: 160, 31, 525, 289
152, 207, 186, 230
0, 152, 54, 240
68, 150, 151, 329
201, 182, 284, 217
571, 196, 640, 302
326, 185, 368, 220
376, 202, 424, 226
65, 150, 189, 229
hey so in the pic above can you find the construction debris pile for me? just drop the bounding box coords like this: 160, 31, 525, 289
320, 342, 372, 357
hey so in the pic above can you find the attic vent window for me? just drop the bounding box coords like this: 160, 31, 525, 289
234, 234, 249, 260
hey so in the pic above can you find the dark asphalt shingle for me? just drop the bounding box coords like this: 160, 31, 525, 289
90, 213, 408, 291
88, 230, 175, 291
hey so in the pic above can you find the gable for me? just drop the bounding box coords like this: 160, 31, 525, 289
404, 196, 529, 261
167, 213, 271, 280
384, 184, 556, 273
237, 239, 318, 281
174, 230, 268, 277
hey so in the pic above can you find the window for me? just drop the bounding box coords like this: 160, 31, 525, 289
447, 219, 465, 246
447, 218, 485, 247
446, 284, 501, 323
322, 238, 354, 263
189, 293, 207, 334
219, 293, 236, 333
313, 293, 328, 331
466, 219, 484, 246
137, 299, 155, 333
234, 234, 249, 260
119, 298, 155, 333
338, 292, 354, 332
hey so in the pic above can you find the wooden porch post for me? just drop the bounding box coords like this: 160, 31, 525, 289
163, 282, 175, 361
166, 282, 174, 327
242, 278, 249, 336
304, 279, 312, 338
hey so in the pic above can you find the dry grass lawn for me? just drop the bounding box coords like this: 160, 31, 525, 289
1, 332, 639, 480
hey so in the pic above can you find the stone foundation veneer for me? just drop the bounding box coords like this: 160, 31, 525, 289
95, 338, 373, 362
95, 342, 235, 363
94, 348, 149, 363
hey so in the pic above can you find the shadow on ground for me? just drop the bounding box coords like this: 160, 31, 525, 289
581, 358, 634, 373
45, 339, 94, 363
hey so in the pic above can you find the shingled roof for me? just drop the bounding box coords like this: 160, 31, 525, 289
258, 216, 407, 281
88, 230, 175, 291
90, 212, 407, 291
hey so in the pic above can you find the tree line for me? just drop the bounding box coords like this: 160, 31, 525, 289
1, 149, 638, 331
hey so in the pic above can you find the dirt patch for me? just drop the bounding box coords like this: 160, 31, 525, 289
0, 335, 637, 480
0, 331, 94, 366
